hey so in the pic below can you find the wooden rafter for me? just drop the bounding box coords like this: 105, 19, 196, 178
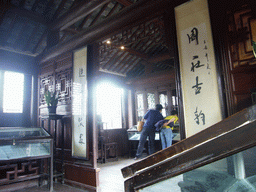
115, 0, 133, 6
121, 57, 140, 74
39, 0, 170, 63
51, 0, 69, 21
89, 3, 109, 27
108, 51, 128, 71
106, 51, 126, 70
111, 52, 130, 71
105, 2, 119, 18
101, 50, 120, 69
32, 30, 47, 54
148, 53, 172, 63
51, 0, 111, 31
115, 55, 134, 73
126, 58, 142, 73
78, 14, 91, 30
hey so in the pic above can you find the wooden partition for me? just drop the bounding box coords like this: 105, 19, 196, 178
38, 50, 98, 191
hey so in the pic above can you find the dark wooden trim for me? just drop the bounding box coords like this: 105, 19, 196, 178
87, 45, 94, 162
126, 70, 175, 87
208, 0, 230, 118
162, 2, 186, 140
91, 43, 99, 168
64, 162, 98, 188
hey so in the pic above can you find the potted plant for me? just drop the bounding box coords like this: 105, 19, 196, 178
44, 90, 59, 114
252, 41, 256, 58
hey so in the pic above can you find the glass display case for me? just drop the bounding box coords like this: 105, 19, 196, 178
0, 127, 53, 191
127, 124, 180, 157
127, 124, 180, 142
0, 127, 52, 161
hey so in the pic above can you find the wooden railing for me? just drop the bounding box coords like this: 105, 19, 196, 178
122, 104, 256, 191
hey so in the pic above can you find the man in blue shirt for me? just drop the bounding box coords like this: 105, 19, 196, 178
134, 104, 164, 160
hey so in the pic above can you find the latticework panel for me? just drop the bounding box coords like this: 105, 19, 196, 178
227, 4, 256, 68
0, 161, 39, 184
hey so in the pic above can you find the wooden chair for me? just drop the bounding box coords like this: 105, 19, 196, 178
98, 135, 118, 163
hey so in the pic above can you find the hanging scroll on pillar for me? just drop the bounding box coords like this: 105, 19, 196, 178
72, 46, 88, 159
175, 0, 223, 137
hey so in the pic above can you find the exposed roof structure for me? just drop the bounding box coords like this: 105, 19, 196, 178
1, 0, 174, 78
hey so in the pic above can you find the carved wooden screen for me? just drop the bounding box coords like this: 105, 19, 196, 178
39, 53, 72, 115
226, 2, 256, 114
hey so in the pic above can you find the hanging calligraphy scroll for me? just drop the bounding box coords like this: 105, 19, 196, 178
175, 0, 222, 137
72, 47, 88, 159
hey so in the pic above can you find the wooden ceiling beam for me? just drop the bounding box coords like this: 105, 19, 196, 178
121, 57, 140, 74
123, 47, 149, 59
126, 69, 175, 86
126, 58, 142, 74
112, 52, 130, 71
39, 0, 172, 64
115, 0, 133, 6
89, 3, 110, 27
63, 28, 79, 34
51, 0, 111, 31
78, 14, 91, 30
116, 55, 134, 73
51, 0, 68, 20
101, 50, 120, 69
108, 51, 127, 71
148, 53, 172, 63
105, 2, 119, 17
32, 30, 47, 54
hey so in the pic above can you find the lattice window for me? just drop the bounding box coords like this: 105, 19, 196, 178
159, 91, 168, 117
55, 68, 72, 104
136, 93, 144, 121
147, 93, 155, 110
39, 74, 54, 106
227, 4, 256, 68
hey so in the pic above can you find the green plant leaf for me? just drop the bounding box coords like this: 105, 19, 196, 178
252, 41, 256, 58
44, 90, 59, 106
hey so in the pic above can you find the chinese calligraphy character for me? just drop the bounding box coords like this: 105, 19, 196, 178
78, 117, 84, 127
205, 53, 209, 62
203, 40, 208, 50
79, 134, 85, 144
207, 63, 211, 74
79, 68, 85, 77
191, 56, 205, 72
187, 27, 199, 45
194, 107, 205, 125
192, 76, 203, 95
